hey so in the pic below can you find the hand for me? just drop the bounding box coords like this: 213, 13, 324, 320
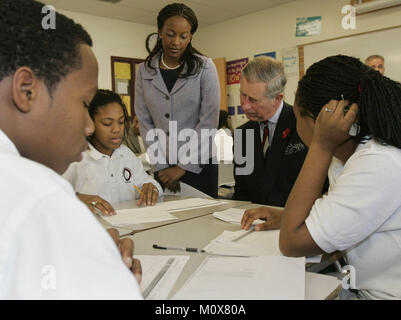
166, 180, 181, 193
241, 207, 283, 231
76, 193, 115, 216
137, 183, 159, 206
158, 167, 186, 188
107, 228, 142, 284
312, 100, 358, 153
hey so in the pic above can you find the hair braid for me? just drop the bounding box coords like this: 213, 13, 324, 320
296, 55, 401, 149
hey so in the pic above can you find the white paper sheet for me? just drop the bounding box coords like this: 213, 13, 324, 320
203, 229, 322, 263
172, 255, 305, 300
102, 206, 178, 227
156, 198, 226, 212
212, 208, 265, 225
136, 255, 190, 300
204, 229, 282, 256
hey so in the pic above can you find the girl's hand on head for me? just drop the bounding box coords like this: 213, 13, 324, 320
76, 193, 116, 216
137, 183, 159, 206
312, 100, 358, 153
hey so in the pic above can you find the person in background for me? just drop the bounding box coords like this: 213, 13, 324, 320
242, 55, 401, 300
214, 110, 233, 163
365, 54, 385, 75
124, 114, 152, 172
125, 115, 146, 155
135, 3, 220, 197
0, 0, 141, 299
232, 56, 308, 209
63, 89, 162, 215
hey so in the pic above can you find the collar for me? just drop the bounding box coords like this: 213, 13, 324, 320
0, 129, 20, 156
87, 143, 108, 161
259, 100, 284, 126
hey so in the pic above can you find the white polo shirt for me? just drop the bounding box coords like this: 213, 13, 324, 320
305, 139, 401, 300
0, 130, 142, 299
63, 144, 163, 204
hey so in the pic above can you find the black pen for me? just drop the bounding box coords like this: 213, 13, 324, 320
153, 244, 206, 253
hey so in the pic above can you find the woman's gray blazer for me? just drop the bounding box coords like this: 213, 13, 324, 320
135, 51, 220, 174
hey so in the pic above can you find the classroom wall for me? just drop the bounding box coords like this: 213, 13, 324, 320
58, 9, 156, 90
194, 0, 401, 60
193, 0, 401, 106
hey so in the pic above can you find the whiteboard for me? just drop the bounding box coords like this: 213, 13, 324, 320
304, 26, 401, 83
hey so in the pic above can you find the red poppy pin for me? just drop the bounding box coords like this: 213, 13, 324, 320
282, 128, 290, 139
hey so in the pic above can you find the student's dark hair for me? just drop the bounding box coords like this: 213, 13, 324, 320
295, 55, 401, 149
145, 3, 204, 78
0, 0, 92, 94
88, 90, 130, 144
218, 110, 229, 129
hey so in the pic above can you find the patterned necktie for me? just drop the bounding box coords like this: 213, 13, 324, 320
262, 121, 269, 155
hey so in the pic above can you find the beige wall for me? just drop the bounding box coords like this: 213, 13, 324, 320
58, 9, 155, 90
194, 0, 401, 60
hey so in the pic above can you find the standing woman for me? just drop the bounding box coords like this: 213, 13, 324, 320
135, 3, 220, 198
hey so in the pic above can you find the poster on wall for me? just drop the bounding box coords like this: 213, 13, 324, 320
282, 47, 299, 76
226, 57, 249, 85
254, 51, 276, 59
295, 16, 322, 37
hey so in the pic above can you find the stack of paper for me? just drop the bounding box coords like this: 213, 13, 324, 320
136, 255, 190, 300
203, 229, 322, 263
102, 206, 178, 227
212, 208, 264, 225
157, 198, 226, 213
173, 255, 305, 300
204, 229, 281, 256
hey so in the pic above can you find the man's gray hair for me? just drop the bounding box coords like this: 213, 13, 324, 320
365, 54, 384, 63
241, 56, 287, 99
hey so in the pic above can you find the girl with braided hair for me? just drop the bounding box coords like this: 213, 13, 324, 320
241, 55, 401, 299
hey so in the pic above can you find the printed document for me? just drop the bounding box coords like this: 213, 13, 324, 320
173, 255, 305, 300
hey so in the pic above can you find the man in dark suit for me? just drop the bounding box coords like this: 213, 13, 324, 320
233, 56, 307, 207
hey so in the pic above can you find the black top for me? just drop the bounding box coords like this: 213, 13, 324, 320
160, 68, 180, 92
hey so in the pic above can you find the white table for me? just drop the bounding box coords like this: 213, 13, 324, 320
130, 214, 342, 300
97, 195, 250, 236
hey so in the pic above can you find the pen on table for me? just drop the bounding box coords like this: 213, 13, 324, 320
153, 244, 206, 253
133, 185, 144, 195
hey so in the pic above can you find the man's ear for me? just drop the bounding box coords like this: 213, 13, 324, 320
273, 93, 284, 109
11, 67, 39, 113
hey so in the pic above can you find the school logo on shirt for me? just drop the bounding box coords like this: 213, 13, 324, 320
122, 167, 132, 183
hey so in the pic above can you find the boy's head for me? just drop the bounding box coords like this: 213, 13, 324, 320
0, 0, 98, 174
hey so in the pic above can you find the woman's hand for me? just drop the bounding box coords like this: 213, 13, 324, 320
158, 167, 186, 191
241, 207, 283, 231
312, 99, 358, 153
76, 193, 115, 216
137, 183, 159, 206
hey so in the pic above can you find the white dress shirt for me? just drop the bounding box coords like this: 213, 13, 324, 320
63, 144, 163, 204
0, 129, 142, 299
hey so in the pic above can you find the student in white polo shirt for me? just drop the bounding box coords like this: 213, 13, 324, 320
0, 0, 142, 299
63, 89, 163, 216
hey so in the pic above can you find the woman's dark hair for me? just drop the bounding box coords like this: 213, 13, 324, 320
296, 55, 401, 149
145, 3, 204, 78
88, 89, 130, 144
218, 110, 229, 129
